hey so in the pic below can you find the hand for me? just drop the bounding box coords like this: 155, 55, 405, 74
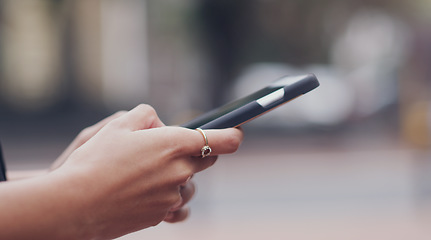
53, 104, 243, 239
53, 108, 194, 224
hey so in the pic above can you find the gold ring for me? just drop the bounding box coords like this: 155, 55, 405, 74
195, 128, 212, 158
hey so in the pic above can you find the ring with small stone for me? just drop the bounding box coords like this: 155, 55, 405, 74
195, 128, 212, 158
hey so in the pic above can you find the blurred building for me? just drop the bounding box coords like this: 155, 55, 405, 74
0, 0, 209, 124
0, 0, 429, 130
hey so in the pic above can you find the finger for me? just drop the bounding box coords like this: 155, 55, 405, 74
184, 127, 244, 157
163, 207, 190, 223
111, 104, 165, 131
74, 111, 127, 146
79, 111, 127, 140
91, 111, 127, 131
189, 155, 218, 174
139, 127, 243, 156
171, 181, 196, 211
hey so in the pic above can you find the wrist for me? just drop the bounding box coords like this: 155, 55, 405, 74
47, 169, 100, 239
0, 171, 93, 239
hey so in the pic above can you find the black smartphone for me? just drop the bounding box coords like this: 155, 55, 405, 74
182, 74, 320, 129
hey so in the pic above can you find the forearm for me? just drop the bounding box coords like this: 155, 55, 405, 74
0, 173, 89, 239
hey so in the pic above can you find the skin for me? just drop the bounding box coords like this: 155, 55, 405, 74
0, 104, 243, 240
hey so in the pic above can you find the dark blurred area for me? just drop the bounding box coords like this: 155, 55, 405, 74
1, 1, 431, 239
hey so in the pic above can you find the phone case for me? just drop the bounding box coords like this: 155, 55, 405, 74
182, 74, 319, 129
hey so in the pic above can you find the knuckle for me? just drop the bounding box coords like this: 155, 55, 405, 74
77, 127, 94, 142
113, 110, 127, 117
136, 104, 156, 116
135, 104, 160, 126
106, 117, 123, 128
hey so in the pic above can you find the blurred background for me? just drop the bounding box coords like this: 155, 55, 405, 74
1, 0, 431, 239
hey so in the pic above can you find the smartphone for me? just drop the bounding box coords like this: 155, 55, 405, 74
181, 74, 320, 129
